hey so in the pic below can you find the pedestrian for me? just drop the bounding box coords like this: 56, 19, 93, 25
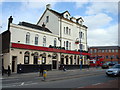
87, 60, 90, 69
8, 65, 11, 76
2, 65, 4, 76
19, 63, 22, 74
40, 65, 44, 76
62, 65, 66, 71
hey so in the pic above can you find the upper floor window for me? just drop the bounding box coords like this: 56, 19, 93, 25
26, 32, 30, 44
66, 41, 69, 50
46, 16, 49, 23
116, 49, 118, 52
54, 38, 57, 47
69, 42, 71, 50
43, 36, 46, 47
35, 34, 39, 45
64, 41, 65, 47
112, 49, 114, 53
66, 14, 68, 19
66, 27, 68, 34
69, 29, 71, 35
79, 32, 83, 38
64, 27, 65, 34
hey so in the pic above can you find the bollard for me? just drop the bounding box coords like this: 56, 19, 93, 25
43, 70, 47, 81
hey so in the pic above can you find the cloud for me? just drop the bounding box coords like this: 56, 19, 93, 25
83, 13, 112, 30
88, 24, 118, 46
85, 2, 118, 15
21, 1, 57, 9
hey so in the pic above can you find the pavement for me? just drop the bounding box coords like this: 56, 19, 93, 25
1, 67, 105, 81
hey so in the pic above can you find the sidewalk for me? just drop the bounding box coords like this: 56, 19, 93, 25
2, 67, 105, 81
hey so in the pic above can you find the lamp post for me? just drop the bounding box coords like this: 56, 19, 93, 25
79, 33, 82, 70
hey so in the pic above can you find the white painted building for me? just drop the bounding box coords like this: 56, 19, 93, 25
1, 4, 90, 73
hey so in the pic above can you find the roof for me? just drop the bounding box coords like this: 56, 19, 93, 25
90, 46, 120, 49
37, 9, 87, 29
18, 22, 52, 33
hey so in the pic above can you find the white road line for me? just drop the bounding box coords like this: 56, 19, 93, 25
92, 83, 101, 85
21, 82, 24, 85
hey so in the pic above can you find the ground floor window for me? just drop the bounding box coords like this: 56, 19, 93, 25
24, 51, 30, 64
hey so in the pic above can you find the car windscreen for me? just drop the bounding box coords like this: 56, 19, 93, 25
112, 65, 120, 68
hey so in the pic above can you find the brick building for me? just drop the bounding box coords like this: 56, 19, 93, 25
89, 46, 120, 63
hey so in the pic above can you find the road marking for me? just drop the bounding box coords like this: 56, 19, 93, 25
21, 82, 24, 85
92, 83, 101, 85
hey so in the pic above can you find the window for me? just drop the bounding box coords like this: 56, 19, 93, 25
24, 51, 30, 64
43, 36, 46, 47
102, 50, 104, 53
35, 34, 38, 45
69, 29, 71, 35
26, 32, 30, 44
69, 42, 71, 50
90, 49, 93, 53
116, 49, 118, 52
66, 41, 69, 50
64, 27, 65, 34
80, 44, 82, 50
66, 27, 68, 34
112, 49, 114, 53
66, 14, 68, 19
46, 16, 49, 23
109, 49, 111, 52
54, 38, 57, 47
64, 41, 65, 48
106, 56, 109, 59
94, 49, 97, 53
79, 32, 82, 38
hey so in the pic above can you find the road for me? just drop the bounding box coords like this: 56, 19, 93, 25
2, 71, 119, 88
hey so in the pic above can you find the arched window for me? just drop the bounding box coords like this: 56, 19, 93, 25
35, 34, 39, 45
26, 32, 30, 44
34, 52, 38, 64
54, 38, 57, 47
69, 42, 71, 50
42, 53, 46, 64
43, 36, 46, 47
24, 51, 30, 64
79, 32, 82, 38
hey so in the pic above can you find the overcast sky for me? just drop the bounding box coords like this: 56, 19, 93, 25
0, 0, 119, 47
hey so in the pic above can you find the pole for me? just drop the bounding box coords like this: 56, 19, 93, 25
79, 33, 82, 70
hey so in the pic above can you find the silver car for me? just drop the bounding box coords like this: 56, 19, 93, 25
106, 64, 120, 76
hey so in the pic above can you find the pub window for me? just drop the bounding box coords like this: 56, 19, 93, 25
24, 51, 30, 64
26, 32, 30, 44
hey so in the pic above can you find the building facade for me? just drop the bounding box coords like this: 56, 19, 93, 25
1, 4, 90, 73
89, 46, 120, 63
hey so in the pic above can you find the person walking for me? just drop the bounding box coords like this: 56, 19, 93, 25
2, 65, 4, 76
40, 65, 44, 76
8, 65, 11, 76
19, 63, 22, 74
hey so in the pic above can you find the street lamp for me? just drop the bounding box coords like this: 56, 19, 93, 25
79, 32, 82, 70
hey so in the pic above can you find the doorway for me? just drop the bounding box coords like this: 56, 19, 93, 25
52, 60, 57, 69
12, 56, 17, 72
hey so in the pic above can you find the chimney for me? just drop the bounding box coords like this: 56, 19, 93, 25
46, 4, 51, 9
42, 22, 46, 31
8, 16, 13, 30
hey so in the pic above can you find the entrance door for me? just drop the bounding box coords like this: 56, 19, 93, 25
52, 60, 57, 69
12, 56, 17, 72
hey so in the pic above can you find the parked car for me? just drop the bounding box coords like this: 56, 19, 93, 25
106, 64, 120, 76
102, 61, 118, 69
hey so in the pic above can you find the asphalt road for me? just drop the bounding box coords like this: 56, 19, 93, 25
2, 73, 118, 88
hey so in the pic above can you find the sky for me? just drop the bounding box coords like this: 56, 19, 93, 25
0, 0, 119, 47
